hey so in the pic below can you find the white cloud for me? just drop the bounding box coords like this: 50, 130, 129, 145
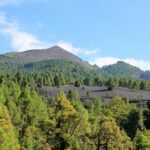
56, 41, 99, 56
90, 57, 119, 67
0, 0, 24, 6
1, 28, 50, 51
90, 57, 150, 71
0, 14, 50, 52
124, 58, 150, 71
0, 0, 48, 6
0, 14, 100, 55
56, 41, 81, 54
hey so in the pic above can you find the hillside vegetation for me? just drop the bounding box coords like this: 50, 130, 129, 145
1, 46, 150, 80
1, 47, 150, 149
0, 75, 150, 149
102, 61, 150, 80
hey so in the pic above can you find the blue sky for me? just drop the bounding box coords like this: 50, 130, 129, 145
0, 0, 150, 70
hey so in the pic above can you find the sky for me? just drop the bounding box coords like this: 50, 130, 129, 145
0, 0, 150, 70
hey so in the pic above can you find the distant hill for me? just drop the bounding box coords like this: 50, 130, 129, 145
0, 46, 92, 68
140, 71, 150, 80
102, 61, 142, 78
102, 61, 150, 80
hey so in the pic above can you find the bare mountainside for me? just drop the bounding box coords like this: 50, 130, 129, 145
40, 86, 150, 107
0, 46, 92, 68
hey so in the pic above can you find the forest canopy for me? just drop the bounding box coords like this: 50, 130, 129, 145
0, 74, 150, 150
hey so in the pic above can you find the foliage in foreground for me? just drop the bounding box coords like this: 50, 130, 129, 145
0, 76, 150, 149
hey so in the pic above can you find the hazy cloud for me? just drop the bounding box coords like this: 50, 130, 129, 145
0, 0, 23, 6
56, 41, 100, 56
90, 57, 150, 71
0, 14, 99, 56
56, 41, 81, 54
0, 0, 48, 6
0, 14, 50, 51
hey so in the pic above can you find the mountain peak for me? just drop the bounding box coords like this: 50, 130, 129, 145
47, 46, 64, 50
53, 45, 63, 49
117, 61, 127, 64
0, 46, 92, 68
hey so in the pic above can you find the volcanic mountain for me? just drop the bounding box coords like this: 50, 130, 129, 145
0, 46, 92, 68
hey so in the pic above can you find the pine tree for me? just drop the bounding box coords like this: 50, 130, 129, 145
0, 103, 20, 150
134, 130, 150, 150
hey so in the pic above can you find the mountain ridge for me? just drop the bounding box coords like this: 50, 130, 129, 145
0, 46, 92, 68
0, 46, 150, 80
